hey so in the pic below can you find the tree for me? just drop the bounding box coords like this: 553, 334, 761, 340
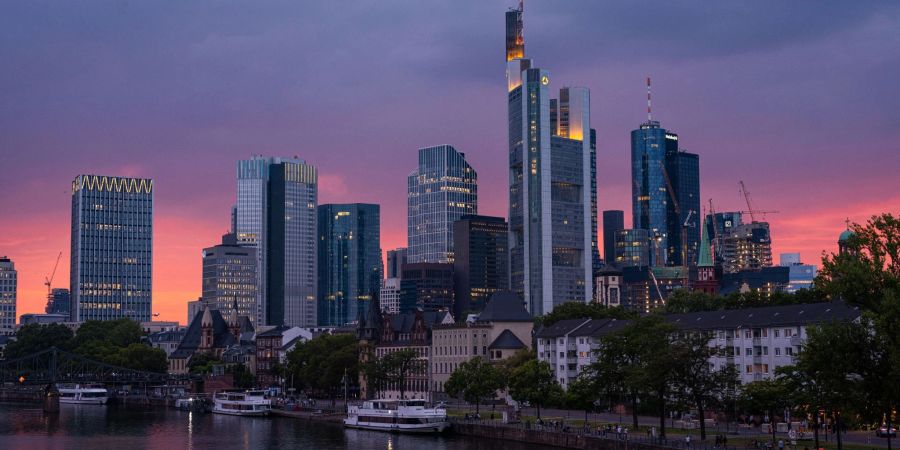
115, 343, 168, 373
670, 331, 739, 441
228, 364, 255, 389
498, 348, 534, 376
626, 316, 677, 439
444, 357, 504, 414
381, 348, 425, 400
738, 378, 790, 447
591, 323, 643, 429
536, 302, 636, 328
508, 359, 563, 419
188, 353, 221, 375
566, 371, 599, 424
3, 323, 73, 359
284, 334, 359, 397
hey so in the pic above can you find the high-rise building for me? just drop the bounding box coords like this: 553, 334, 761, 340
317, 203, 383, 327
602, 210, 625, 264
45, 288, 71, 316
202, 233, 257, 324
386, 248, 408, 279
407, 145, 477, 264
452, 215, 509, 318
0, 257, 16, 334
506, 2, 595, 315
380, 277, 401, 314
779, 253, 817, 293
235, 156, 318, 327
399, 263, 454, 313
631, 120, 700, 267
722, 222, 773, 274
70, 175, 153, 322
614, 229, 650, 268
705, 211, 743, 268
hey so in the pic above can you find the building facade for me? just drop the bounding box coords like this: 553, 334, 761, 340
399, 263, 454, 313
70, 175, 153, 322
380, 278, 401, 314
722, 222, 773, 274
613, 228, 650, 268
779, 253, 817, 293
317, 203, 383, 327
202, 233, 258, 324
452, 215, 509, 318
45, 288, 71, 317
602, 210, 625, 265
386, 248, 408, 279
235, 156, 318, 327
0, 257, 16, 334
407, 145, 477, 264
705, 211, 743, 268
506, 3, 595, 316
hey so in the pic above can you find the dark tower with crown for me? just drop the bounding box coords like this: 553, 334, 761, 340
357, 289, 383, 399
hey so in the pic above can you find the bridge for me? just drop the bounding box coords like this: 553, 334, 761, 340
0, 346, 177, 385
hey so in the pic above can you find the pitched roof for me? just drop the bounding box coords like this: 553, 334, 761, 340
665, 301, 859, 330
488, 329, 526, 349
535, 318, 592, 338
257, 325, 292, 338
169, 308, 253, 359
570, 318, 630, 338
477, 291, 532, 322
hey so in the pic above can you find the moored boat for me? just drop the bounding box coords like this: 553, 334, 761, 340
57, 384, 108, 405
212, 390, 271, 416
344, 399, 449, 434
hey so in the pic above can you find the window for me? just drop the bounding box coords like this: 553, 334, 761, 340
746, 365, 752, 374
775, 348, 781, 356
746, 348, 752, 356
774, 329, 780, 338
763, 347, 768, 356
784, 328, 792, 337
745, 330, 751, 338
786, 347, 794, 356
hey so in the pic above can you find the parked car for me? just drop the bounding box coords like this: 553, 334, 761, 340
876, 425, 897, 438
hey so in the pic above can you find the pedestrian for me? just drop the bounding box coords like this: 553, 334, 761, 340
624, 427, 629, 440
686, 434, 692, 448
778, 440, 785, 450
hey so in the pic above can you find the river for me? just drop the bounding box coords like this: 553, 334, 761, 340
0, 403, 541, 450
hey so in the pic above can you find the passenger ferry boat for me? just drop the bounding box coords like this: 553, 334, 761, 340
344, 399, 449, 433
57, 384, 108, 405
212, 390, 271, 416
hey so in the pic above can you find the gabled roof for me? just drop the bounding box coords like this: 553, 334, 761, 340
388, 311, 451, 334
665, 301, 859, 330
535, 318, 592, 338
257, 325, 292, 338
570, 318, 629, 338
488, 329, 526, 350
169, 307, 253, 359
477, 291, 531, 322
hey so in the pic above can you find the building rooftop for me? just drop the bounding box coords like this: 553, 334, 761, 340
488, 329, 526, 350
477, 291, 531, 322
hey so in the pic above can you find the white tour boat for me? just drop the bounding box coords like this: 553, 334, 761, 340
57, 384, 108, 405
344, 399, 450, 433
212, 390, 271, 416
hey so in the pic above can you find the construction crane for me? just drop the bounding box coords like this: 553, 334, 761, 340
660, 162, 695, 268
738, 181, 780, 222
44, 251, 62, 297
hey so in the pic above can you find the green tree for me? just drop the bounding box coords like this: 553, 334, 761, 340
498, 348, 534, 376
627, 316, 677, 439
188, 353, 221, 375
284, 334, 359, 397
591, 322, 643, 429
670, 331, 739, 441
116, 343, 168, 373
536, 302, 636, 328
228, 364, 255, 389
566, 371, 599, 423
3, 323, 73, 359
508, 359, 563, 419
381, 348, 425, 400
738, 378, 790, 447
444, 357, 504, 414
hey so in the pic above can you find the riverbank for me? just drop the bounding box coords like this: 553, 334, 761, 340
270, 408, 344, 423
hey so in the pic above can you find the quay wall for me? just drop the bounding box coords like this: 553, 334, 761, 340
452, 422, 673, 450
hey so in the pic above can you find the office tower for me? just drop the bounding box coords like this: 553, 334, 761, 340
722, 222, 773, 274
0, 257, 16, 334
398, 263, 454, 313
386, 248, 408, 279
705, 211, 743, 266
45, 288, 71, 316
779, 253, 817, 293
317, 203, 383, 326
407, 145, 477, 264
602, 210, 625, 264
506, 2, 595, 315
630, 88, 700, 267
70, 175, 153, 322
452, 215, 509, 317
202, 233, 257, 324
380, 278, 401, 314
235, 156, 318, 327
614, 229, 650, 268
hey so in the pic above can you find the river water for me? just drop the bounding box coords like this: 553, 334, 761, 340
0, 403, 540, 450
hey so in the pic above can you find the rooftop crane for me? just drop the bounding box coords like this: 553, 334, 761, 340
44, 251, 62, 297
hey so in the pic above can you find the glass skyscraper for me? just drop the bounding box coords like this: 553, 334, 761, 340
45, 288, 71, 316
407, 145, 477, 264
236, 156, 318, 327
0, 256, 16, 334
506, 3, 596, 315
386, 248, 407, 279
202, 233, 257, 324
602, 210, 625, 264
452, 215, 509, 317
70, 175, 153, 322
317, 203, 383, 326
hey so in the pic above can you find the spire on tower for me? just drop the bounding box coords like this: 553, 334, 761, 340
647, 76, 652, 121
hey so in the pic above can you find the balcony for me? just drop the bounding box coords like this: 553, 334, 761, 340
790, 336, 804, 347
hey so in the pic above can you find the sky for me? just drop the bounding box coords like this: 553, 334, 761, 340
1, 1, 899, 324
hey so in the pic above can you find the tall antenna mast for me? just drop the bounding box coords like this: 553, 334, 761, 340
647, 76, 652, 121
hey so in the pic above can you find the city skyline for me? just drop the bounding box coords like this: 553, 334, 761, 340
3, 1, 899, 323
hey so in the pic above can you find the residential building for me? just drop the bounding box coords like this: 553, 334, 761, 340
452, 215, 509, 317
380, 278, 401, 314
722, 222, 773, 274
235, 156, 318, 327
399, 263, 454, 313
506, 2, 596, 315
317, 203, 383, 327
168, 304, 254, 374
431, 291, 532, 394
202, 233, 257, 324
0, 257, 16, 334
602, 210, 625, 265
70, 175, 153, 322
407, 145, 477, 264
386, 248, 408, 279
779, 253, 817, 293
45, 288, 71, 317
538, 301, 860, 388
614, 229, 650, 268
255, 325, 313, 387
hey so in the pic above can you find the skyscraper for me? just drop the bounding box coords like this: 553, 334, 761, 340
202, 233, 257, 324
386, 248, 408, 279
317, 203, 383, 326
705, 211, 743, 267
45, 288, 71, 316
235, 156, 318, 327
722, 222, 773, 274
602, 210, 625, 264
452, 215, 509, 317
70, 175, 153, 322
506, 2, 595, 315
0, 257, 16, 334
614, 229, 650, 268
398, 263, 454, 313
407, 145, 477, 264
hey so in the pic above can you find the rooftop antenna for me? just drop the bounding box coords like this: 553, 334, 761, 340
647, 76, 652, 121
